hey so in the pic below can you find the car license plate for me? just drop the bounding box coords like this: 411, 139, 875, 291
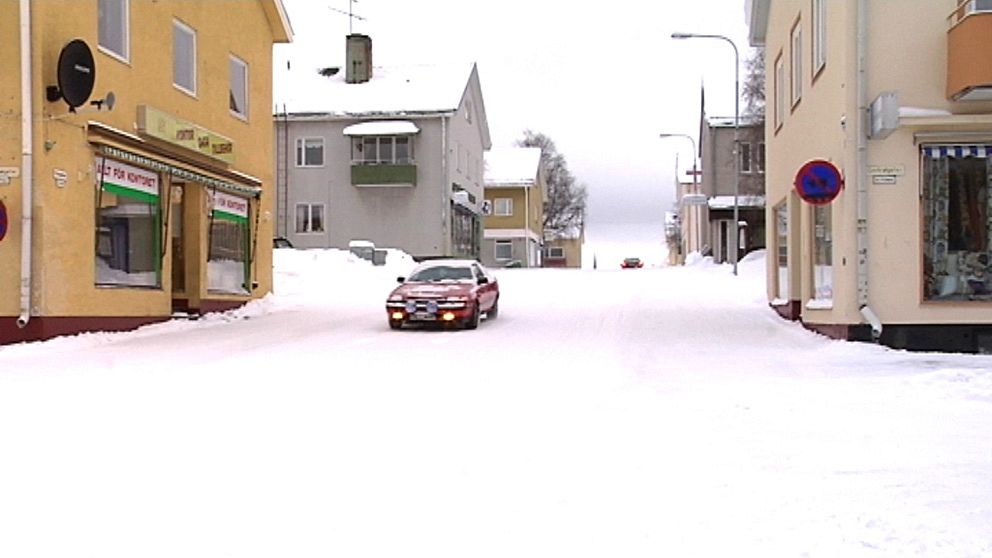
412, 311, 436, 321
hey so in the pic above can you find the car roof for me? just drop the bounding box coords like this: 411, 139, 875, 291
413, 259, 481, 269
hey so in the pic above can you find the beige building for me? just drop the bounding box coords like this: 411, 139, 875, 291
1, 0, 291, 344
748, 0, 992, 352
483, 147, 545, 267
543, 228, 584, 269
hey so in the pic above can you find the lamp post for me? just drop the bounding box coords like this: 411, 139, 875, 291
659, 133, 700, 257
672, 31, 739, 275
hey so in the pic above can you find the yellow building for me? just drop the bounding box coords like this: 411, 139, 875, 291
0, 0, 291, 344
483, 147, 546, 267
748, 0, 992, 352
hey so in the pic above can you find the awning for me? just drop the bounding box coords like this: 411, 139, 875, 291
343, 120, 420, 136
95, 144, 262, 198
922, 145, 992, 158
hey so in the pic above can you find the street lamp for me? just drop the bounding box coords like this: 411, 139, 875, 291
672, 31, 740, 276
659, 133, 701, 258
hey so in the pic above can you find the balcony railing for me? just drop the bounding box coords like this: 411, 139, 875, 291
351, 163, 417, 186
946, 1, 992, 100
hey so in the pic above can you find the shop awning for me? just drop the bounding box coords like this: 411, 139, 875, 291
95, 144, 262, 198
343, 120, 420, 136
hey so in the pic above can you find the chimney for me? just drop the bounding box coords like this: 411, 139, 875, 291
345, 34, 372, 84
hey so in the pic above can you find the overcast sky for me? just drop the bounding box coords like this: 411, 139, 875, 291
277, 0, 755, 237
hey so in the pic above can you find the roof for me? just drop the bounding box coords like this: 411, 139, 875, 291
273, 58, 477, 116
708, 195, 766, 209
262, 0, 293, 43
484, 147, 542, 187
745, 0, 770, 46
343, 120, 420, 136
706, 115, 764, 128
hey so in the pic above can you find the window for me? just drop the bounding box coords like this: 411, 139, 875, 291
740, 142, 753, 174
295, 203, 325, 233
790, 19, 803, 107
775, 202, 789, 301
351, 136, 413, 164
757, 143, 766, 173
465, 98, 473, 123
812, 0, 826, 76
546, 246, 565, 258
94, 157, 161, 288
774, 53, 785, 130
208, 191, 251, 295
230, 55, 248, 118
98, 0, 129, 61
296, 138, 324, 167
812, 204, 832, 301
495, 240, 513, 261
173, 20, 197, 95
494, 198, 513, 216
923, 147, 992, 301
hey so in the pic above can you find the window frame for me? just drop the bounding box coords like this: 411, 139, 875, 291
295, 203, 325, 234
98, 0, 130, 63
494, 197, 513, 217
774, 52, 785, 132
790, 17, 803, 109
757, 142, 766, 174
740, 142, 753, 174
547, 246, 565, 259
295, 137, 325, 167
774, 201, 789, 301
229, 54, 249, 120
351, 136, 414, 165
494, 239, 513, 261
172, 18, 198, 96
811, 0, 827, 79
811, 203, 833, 304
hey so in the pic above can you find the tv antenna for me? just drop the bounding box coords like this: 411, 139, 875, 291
329, 0, 367, 34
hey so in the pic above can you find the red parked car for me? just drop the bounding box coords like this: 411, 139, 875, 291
386, 260, 500, 330
621, 257, 644, 269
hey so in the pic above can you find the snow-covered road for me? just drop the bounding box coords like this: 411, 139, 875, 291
1, 250, 990, 557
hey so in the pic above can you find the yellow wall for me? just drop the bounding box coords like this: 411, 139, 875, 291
2, 1, 285, 321
484, 185, 543, 236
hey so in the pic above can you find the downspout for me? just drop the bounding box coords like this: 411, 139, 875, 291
524, 183, 530, 267
855, 0, 880, 339
17, 0, 33, 329
440, 115, 448, 256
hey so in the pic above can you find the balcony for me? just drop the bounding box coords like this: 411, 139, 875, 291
351, 163, 417, 187
947, 1, 992, 101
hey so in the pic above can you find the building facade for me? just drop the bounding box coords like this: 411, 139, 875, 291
482, 147, 545, 268
0, 0, 291, 344
274, 35, 491, 261
748, 0, 992, 352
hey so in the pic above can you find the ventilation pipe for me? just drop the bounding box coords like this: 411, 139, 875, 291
856, 0, 879, 339
18, 0, 33, 329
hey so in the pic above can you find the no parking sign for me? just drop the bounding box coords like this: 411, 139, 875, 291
0, 200, 7, 242
794, 159, 844, 205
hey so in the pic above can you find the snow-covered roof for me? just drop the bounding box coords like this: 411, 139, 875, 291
274, 58, 476, 116
484, 147, 542, 187
708, 195, 766, 209
342, 120, 420, 136
706, 115, 764, 128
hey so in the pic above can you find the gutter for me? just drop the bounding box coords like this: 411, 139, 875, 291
18, 0, 33, 329
856, 0, 880, 338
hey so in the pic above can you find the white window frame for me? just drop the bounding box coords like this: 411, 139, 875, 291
295, 203, 325, 233
812, 0, 826, 76
811, 204, 833, 304
740, 142, 753, 174
351, 136, 413, 165
775, 202, 789, 301
494, 198, 513, 217
774, 52, 785, 131
494, 240, 512, 261
296, 138, 324, 167
229, 55, 249, 120
173, 19, 197, 96
757, 143, 766, 173
547, 246, 565, 258
98, 0, 129, 62
790, 19, 803, 107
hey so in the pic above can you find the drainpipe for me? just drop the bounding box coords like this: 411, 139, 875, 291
17, 0, 33, 329
855, 0, 879, 339
440, 115, 448, 256
524, 183, 530, 267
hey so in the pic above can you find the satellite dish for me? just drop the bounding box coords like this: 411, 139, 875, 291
48, 39, 96, 110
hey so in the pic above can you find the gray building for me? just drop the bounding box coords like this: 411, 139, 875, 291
274, 35, 491, 260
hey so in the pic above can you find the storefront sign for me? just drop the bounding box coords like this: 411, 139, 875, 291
794, 159, 844, 205
868, 165, 905, 176
137, 105, 235, 164
97, 157, 160, 202
210, 190, 249, 223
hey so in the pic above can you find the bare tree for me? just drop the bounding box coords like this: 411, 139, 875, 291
742, 47, 766, 119
517, 130, 587, 236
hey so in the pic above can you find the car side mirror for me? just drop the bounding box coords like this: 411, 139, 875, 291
396, 276, 405, 283
477, 276, 489, 285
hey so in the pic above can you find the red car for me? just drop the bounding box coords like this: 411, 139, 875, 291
621, 257, 644, 269
386, 260, 500, 330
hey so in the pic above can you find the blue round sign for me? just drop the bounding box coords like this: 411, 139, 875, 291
794, 159, 844, 205
0, 200, 7, 243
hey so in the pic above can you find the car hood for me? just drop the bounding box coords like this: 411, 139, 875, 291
391, 282, 474, 299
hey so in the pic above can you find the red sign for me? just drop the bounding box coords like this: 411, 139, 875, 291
794, 159, 844, 205
0, 200, 7, 242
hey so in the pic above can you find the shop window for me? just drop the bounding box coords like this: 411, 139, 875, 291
230, 55, 248, 118
208, 191, 251, 295
296, 138, 324, 167
98, 0, 129, 61
775, 202, 789, 301
173, 19, 197, 95
812, 204, 832, 301
95, 158, 161, 288
295, 203, 324, 233
450, 204, 478, 258
495, 240, 512, 261
923, 147, 991, 301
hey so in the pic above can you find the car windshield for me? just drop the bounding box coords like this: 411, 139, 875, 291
407, 265, 474, 282
625, 258, 640, 264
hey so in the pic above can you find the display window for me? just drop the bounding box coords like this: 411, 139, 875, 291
95, 157, 162, 288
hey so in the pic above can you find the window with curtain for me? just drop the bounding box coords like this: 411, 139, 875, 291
923, 146, 991, 301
